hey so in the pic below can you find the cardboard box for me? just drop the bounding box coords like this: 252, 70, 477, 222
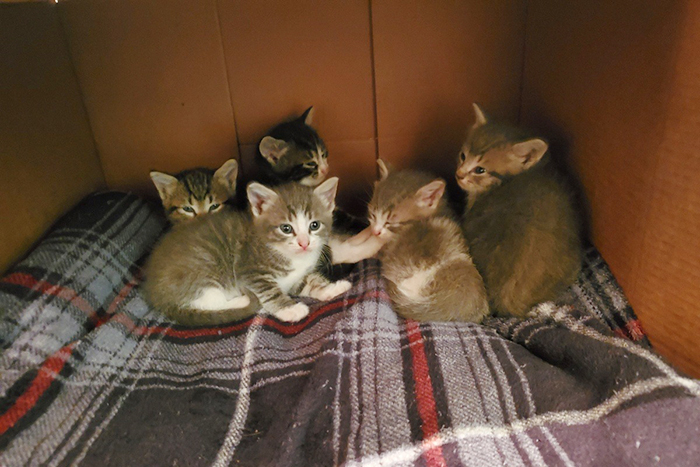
1, 1, 697, 376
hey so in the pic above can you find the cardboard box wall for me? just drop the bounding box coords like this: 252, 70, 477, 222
1, 1, 698, 377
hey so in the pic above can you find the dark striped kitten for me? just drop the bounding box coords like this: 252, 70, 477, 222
150, 159, 238, 224
257, 107, 329, 187
457, 104, 582, 318
143, 178, 351, 326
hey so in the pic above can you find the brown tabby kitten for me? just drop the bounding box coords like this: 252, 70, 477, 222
457, 104, 582, 318
150, 159, 238, 224
333, 161, 488, 323
143, 178, 351, 326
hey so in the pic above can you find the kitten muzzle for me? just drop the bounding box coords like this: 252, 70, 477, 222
297, 235, 310, 250
455, 174, 469, 190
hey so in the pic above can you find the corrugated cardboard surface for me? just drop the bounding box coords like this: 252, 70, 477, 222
0, 3, 104, 272
521, 0, 699, 377
216, 0, 377, 212
372, 0, 526, 186
59, 0, 239, 193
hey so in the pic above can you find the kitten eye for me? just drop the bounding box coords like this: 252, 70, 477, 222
305, 162, 318, 169
322, 152, 328, 159
182, 206, 195, 213
309, 221, 321, 232
208, 203, 221, 212
460, 153, 466, 162
279, 224, 294, 235
474, 166, 486, 175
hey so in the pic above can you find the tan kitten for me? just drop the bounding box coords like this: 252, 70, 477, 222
150, 159, 238, 224
457, 104, 582, 318
143, 178, 351, 326
334, 161, 488, 323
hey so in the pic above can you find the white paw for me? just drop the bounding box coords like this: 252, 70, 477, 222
275, 303, 310, 322
313, 280, 352, 301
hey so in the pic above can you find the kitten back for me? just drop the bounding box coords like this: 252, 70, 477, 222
459, 104, 582, 317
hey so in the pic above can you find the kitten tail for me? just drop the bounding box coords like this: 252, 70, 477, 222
387, 259, 489, 323
162, 291, 260, 327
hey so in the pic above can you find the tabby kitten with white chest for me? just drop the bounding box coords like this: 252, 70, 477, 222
333, 161, 488, 323
457, 104, 582, 318
143, 178, 351, 326
257, 106, 329, 187
150, 159, 238, 224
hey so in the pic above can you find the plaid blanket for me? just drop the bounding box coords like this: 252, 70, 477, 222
1, 192, 699, 466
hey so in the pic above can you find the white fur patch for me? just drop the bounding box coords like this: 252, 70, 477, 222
190, 287, 249, 311
274, 212, 323, 293
397, 267, 437, 300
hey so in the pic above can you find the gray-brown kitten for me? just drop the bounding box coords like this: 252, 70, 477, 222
150, 159, 238, 224
333, 161, 488, 323
457, 104, 582, 318
143, 177, 351, 326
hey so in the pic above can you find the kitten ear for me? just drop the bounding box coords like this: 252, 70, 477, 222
414, 179, 446, 210
313, 176, 339, 212
259, 136, 290, 165
510, 138, 548, 169
247, 182, 279, 217
213, 159, 238, 196
472, 103, 488, 127
300, 106, 315, 126
150, 171, 179, 201
377, 159, 390, 182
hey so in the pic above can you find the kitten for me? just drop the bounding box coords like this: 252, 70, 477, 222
257, 106, 329, 187
143, 178, 352, 326
456, 103, 582, 318
150, 159, 238, 224
333, 161, 488, 323
258, 106, 366, 279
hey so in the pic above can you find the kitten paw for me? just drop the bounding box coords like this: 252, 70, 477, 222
311, 280, 352, 301
275, 303, 310, 322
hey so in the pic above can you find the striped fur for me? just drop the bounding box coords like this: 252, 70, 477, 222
150, 159, 238, 224
142, 179, 346, 325
256, 107, 330, 187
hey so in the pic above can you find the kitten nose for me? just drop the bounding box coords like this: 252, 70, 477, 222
297, 235, 310, 250
371, 227, 383, 236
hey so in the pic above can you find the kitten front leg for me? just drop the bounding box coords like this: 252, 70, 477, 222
247, 278, 309, 322
330, 227, 388, 264
299, 272, 352, 301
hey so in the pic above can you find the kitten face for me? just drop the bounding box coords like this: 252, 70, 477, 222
368, 162, 446, 238
258, 107, 330, 187
455, 104, 548, 202
247, 178, 338, 258
150, 159, 238, 223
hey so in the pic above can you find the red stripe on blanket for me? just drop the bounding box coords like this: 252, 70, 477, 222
0, 344, 75, 436
405, 320, 447, 467
132, 289, 389, 339
2, 273, 95, 316
103, 276, 140, 321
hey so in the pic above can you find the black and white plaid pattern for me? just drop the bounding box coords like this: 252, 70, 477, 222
1, 192, 698, 466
